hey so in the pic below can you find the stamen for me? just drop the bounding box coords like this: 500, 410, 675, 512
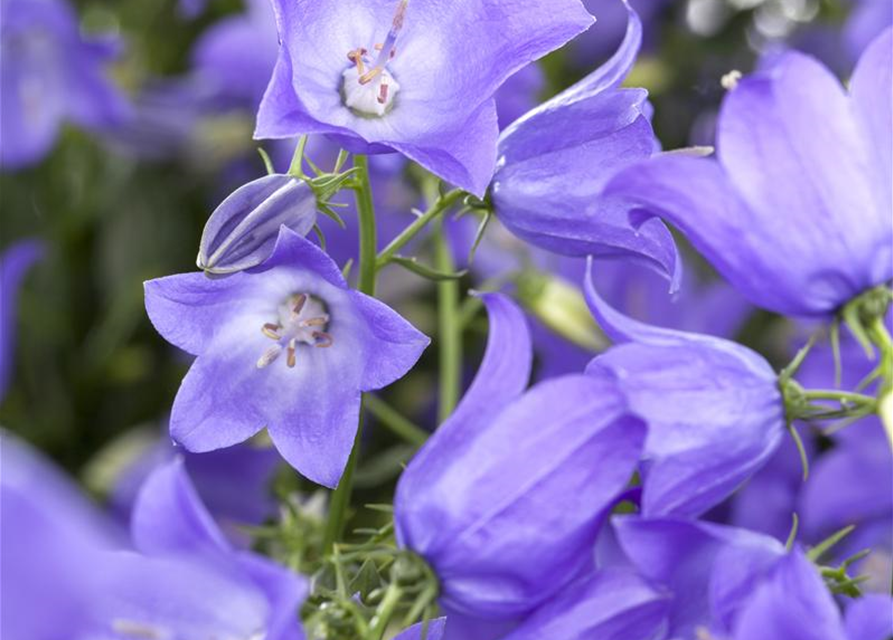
111, 620, 165, 639
292, 293, 307, 316
301, 316, 329, 328
257, 345, 282, 369
262, 323, 281, 340
347, 48, 367, 75
287, 338, 297, 368
378, 83, 389, 105
357, 0, 407, 84
313, 331, 334, 348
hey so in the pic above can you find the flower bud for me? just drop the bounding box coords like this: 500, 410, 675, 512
197, 174, 317, 274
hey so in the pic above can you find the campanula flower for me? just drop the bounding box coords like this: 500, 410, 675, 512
145, 226, 429, 487
197, 174, 318, 274
394, 293, 646, 630
0, 0, 128, 169
0, 239, 44, 402
501, 569, 670, 640
254, 0, 594, 196
491, 1, 679, 283
605, 28, 893, 317
585, 261, 785, 518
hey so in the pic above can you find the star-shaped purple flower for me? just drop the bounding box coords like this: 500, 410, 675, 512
144, 227, 429, 487
254, 0, 594, 196
605, 27, 893, 317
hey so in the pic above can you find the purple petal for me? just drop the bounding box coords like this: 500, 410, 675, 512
350, 291, 429, 391
732, 550, 847, 640
235, 552, 309, 640
844, 594, 893, 640
0, 239, 44, 401
395, 292, 532, 523
131, 458, 232, 558
502, 569, 670, 640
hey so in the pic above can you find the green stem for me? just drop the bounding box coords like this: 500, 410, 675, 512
364, 394, 429, 446
802, 389, 877, 405
376, 189, 465, 270
434, 217, 462, 423
322, 156, 377, 554
367, 581, 403, 640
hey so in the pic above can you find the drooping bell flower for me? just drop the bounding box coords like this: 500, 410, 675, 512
145, 226, 429, 487
584, 261, 786, 518
491, 1, 680, 284
612, 516, 786, 638
605, 27, 893, 317
197, 174, 318, 274
500, 569, 670, 640
0, 0, 129, 169
0, 239, 44, 402
254, 0, 594, 196
394, 293, 646, 631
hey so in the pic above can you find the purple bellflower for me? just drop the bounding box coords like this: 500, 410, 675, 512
0, 0, 128, 169
394, 293, 646, 632
501, 569, 671, 640
0, 239, 44, 402
197, 173, 318, 274
393, 618, 447, 640
584, 261, 786, 518
145, 226, 429, 487
614, 516, 893, 639
605, 28, 893, 317
491, 2, 680, 284
254, 0, 594, 196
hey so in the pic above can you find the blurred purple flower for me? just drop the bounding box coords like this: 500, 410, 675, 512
145, 227, 428, 487
198, 173, 318, 274
191, 0, 279, 109
110, 438, 282, 542
606, 29, 893, 317
494, 63, 545, 131
844, 0, 893, 62
572, 0, 668, 67
254, 0, 594, 195
1, 433, 306, 640
394, 293, 646, 631
393, 618, 447, 640
491, 2, 680, 284
0, 0, 128, 169
585, 261, 785, 518
0, 239, 44, 402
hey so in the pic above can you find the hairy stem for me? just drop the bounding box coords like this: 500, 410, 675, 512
376, 189, 465, 270
434, 217, 461, 423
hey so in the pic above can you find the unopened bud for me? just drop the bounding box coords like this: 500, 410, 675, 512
198, 174, 317, 274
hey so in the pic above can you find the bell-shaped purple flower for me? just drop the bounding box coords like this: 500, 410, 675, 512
254, 0, 594, 196
145, 227, 429, 487
0, 0, 129, 169
584, 261, 786, 518
605, 28, 893, 317
394, 293, 646, 626
491, 2, 680, 283
501, 569, 671, 640
197, 174, 318, 274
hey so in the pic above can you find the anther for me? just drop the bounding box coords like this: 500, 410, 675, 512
292, 293, 307, 316
262, 323, 281, 340
301, 316, 329, 328
378, 83, 389, 104
287, 339, 297, 368
257, 345, 282, 369
313, 331, 334, 348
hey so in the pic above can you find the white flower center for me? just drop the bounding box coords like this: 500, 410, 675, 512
256, 293, 333, 369
340, 0, 407, 118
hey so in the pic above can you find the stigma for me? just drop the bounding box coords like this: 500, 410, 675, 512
341, 0, 407, 117
256, 293, 333, 369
